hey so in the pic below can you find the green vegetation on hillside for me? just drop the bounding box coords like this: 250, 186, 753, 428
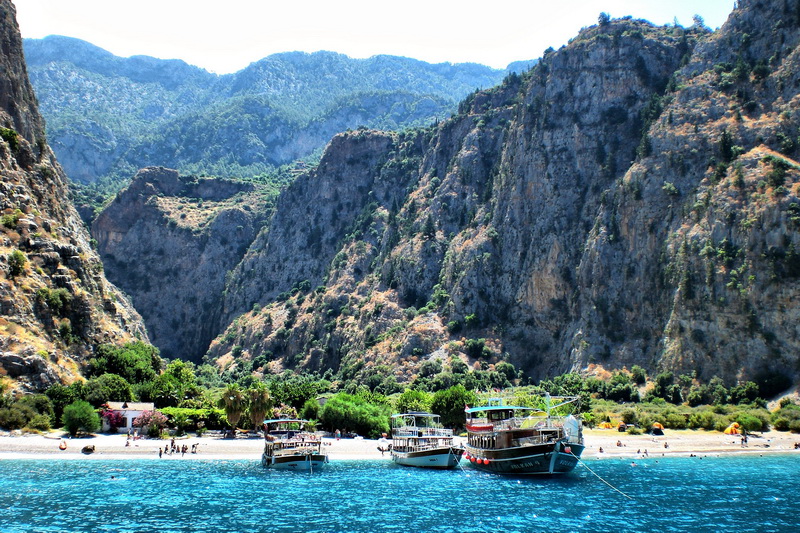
1, 341, 793, 439
25, 37, 521, 201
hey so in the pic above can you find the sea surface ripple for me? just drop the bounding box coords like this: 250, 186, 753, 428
1, 454, 798, 532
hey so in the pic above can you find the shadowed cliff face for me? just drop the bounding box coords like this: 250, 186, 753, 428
0, 0, 146, 391
93, 167, 271, 360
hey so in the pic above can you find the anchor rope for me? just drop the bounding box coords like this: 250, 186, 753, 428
569, 450, 633, 500
453, 444, 469, 474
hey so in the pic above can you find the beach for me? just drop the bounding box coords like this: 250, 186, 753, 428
0, 428, 798, 461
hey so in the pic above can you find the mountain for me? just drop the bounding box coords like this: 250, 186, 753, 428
23, 36, 524, 188
95, 0, 800, 395
0, 0, 146, 392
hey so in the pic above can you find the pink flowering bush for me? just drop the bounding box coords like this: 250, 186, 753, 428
133, 410, 168, 437
101, 409, 124, 432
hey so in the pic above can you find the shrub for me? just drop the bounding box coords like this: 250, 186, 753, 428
27, 414, 52, 432
630, 365, 646, 385
7, 249, 27, 277
464, 338, 491, 360
36, 287, 72, 315
0, 405, 34, 430
0, 127, 20, 152
133, 410, 168, 438
62, 400, 101, 436
620, 409, 637, 425
662, 182, 679, 196
736, 412, 768, 432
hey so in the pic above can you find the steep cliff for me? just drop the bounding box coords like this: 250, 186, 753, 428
201, 0, 800, 391
93, 167, 273, 360
0, 0, 146, 391
577, 0, 800, 387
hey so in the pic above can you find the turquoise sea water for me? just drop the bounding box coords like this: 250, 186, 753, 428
1, 455, 799, 532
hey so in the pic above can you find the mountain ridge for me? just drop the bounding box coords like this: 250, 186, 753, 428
24, 35, 533, 188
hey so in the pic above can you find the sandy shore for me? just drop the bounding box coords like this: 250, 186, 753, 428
0, 428, 798, 461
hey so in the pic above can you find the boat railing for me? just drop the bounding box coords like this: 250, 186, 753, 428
264, 438, 323, 456
392, 425, 453, 438
391, 437, 456, 454
467, 416, 566, 432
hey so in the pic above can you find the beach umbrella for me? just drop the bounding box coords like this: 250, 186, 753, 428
723, 422, 740, 435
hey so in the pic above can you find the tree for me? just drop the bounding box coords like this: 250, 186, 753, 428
148, 360, 201, 407
61, 400, 101, 436
494, 362, 517, 383
46, 383, 82, 422
267, 372, 320, 409
318, 392, 390, 438
630, 365, 647, 385
692, 14, 706, 29
247, 382, 272, 429
598, 12, 611, 26
219, 384, 246, 432
395, 388, 432, 414
84, 374, 133, 406
87, 342, 161, 384
430, 385, 476, 430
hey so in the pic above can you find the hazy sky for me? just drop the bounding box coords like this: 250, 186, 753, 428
14, 0, 735, 73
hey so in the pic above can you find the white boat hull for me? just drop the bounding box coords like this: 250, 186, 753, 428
391, 447, 463, 469
261, 452, 328, 471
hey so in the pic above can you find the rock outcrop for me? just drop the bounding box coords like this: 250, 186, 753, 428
0, 0, 146, 391
93, 167, 271, 360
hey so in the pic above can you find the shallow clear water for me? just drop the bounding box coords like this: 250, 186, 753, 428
1, 455, 798, 532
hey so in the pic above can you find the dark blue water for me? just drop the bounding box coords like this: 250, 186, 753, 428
1, 455, 798, 532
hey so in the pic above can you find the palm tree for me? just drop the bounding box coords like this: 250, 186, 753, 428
248, 382, 272, 431
218, 384, 246, 435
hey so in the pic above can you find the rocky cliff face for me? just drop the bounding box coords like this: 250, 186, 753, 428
576, 0, 800, 385
93, 167, 272, 360
0, 0, 146, 391
197, 0, 800, 390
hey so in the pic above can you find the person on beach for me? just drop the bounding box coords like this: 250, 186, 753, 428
335, 429, 341, 441
159, 447, 163, 458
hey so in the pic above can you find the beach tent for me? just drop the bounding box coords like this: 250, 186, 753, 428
723, 422, 741, 435
598, 422, 614, 429
651, 422, 664, 436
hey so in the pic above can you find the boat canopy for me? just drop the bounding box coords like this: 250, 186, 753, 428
464, 405, 534, 414
263, 418, 308, 425
391, 412, 441, 419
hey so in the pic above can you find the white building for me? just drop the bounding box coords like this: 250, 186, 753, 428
102, 402, 155, 433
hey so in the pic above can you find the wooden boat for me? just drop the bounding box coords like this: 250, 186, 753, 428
390, 412, 464, 469
261, 418, 328, 472
463, 395, 584, 475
